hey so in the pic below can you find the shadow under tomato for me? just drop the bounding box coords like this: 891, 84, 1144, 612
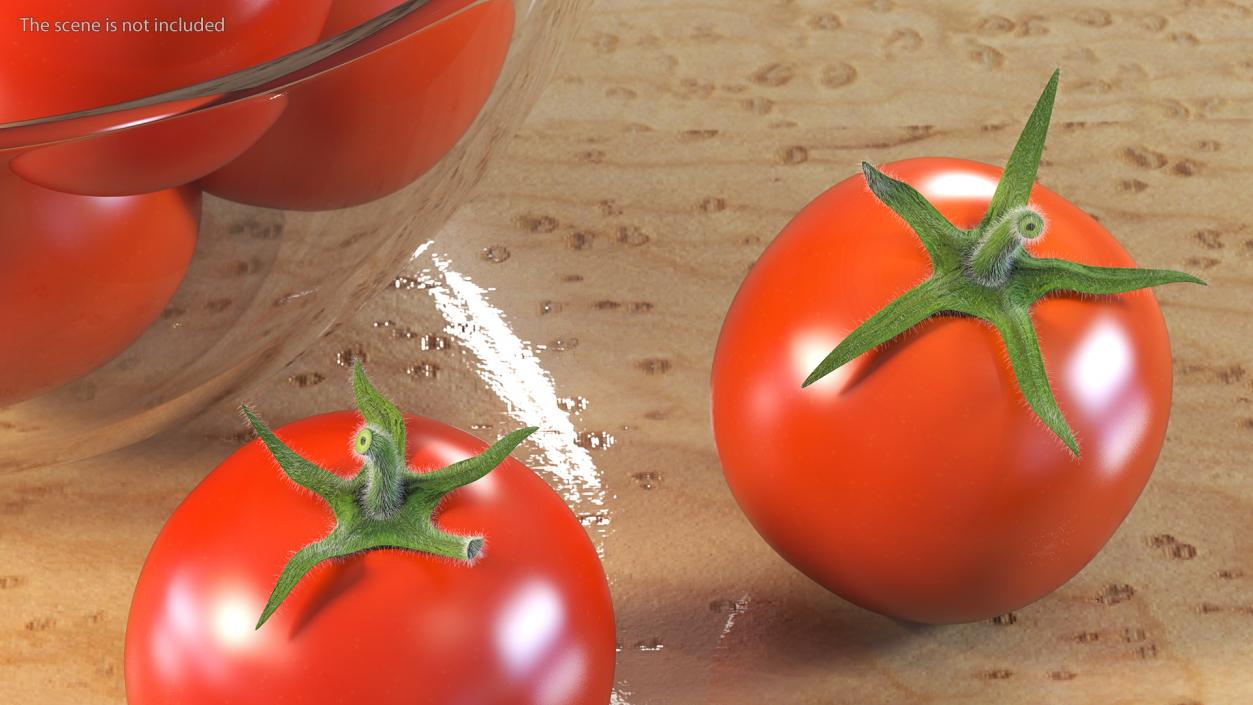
712, 589, 920, 668
608, 572, 920, 702
697, 593, 931, 702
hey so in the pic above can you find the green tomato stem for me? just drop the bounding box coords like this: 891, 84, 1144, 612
966, 208, 1044, 288
804, 69, 1205, 456
358, 428, 407, 519
243, 362, 538, 629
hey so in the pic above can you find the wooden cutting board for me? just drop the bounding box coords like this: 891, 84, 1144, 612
2, 1, 1250, 703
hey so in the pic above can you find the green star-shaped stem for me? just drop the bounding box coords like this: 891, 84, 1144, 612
242, 361, 537, 628
802, 70, 1204, 455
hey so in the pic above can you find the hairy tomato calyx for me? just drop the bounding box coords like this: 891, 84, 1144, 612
803, 70, 1204, 455
966, 207, 1044, 287
241, 361, 537, 628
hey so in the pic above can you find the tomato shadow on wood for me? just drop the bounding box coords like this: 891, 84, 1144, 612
609, 572, 924, 700
713, 589, 925, 665
699, 591, 938, 700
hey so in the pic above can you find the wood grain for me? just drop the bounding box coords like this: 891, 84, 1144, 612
2, 1, 1251, 703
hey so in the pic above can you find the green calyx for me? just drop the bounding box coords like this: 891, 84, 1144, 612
242, 361, 537, 629
802, 70, 1204, 455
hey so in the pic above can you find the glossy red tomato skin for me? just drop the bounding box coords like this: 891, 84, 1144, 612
125, 412, 616, 705
711, 158, 1175, 624
0, 0, 330, 195
203, 0, 515, 210
0, 0, 327, 120
0, 167, 199, 406
9, 94, 288, 197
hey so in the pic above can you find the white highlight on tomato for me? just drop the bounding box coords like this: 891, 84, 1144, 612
211, 592, 258, 649
791, 331, 855, 396
163, 577, 200, 641
157, 577, 258, 684
922, 171, 998, 199
495, 581, 565, 677
1067, 318, 1134, 415
1064, 318, 1151, 473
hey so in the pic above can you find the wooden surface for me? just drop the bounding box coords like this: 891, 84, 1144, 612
3, 1, 1252, 703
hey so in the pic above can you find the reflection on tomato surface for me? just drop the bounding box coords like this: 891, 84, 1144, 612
126, 413, 616, 705
0, 166, 199, 406
0, 0, 327, 120
711, 159, 1176, 623
9, 94, 288, 197
0, 0, 330, 195
203, 0, 515, 210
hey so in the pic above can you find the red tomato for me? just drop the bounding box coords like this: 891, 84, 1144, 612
0, 0, 330, 195
8, 93, 287, 197
0, 0, 327, 120
711, 158, 1177, 623
125, 412, 616, 705
203, 0, 515, 210
0, 166, 199, 406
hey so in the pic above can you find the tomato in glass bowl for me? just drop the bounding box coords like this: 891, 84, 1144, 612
0, 0, 589, 472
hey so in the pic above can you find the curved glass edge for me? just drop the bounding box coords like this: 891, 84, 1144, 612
0, 0, 516, 150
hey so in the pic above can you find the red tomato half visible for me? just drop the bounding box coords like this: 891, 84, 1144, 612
711, 158, 1175, 623
0, 0, 330, 195
8, 93, 287, 197
125, 412, 616, 705
0, 0, 328, 120
203, 0, 515, 210
0, 167, 199, 406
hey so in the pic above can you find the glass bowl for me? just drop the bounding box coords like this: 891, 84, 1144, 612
0, 0, 588, 471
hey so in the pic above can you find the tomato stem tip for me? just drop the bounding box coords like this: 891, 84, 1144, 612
966, 207, 1045, 287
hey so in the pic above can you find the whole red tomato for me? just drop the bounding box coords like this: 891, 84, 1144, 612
710, 73, 1200, 623
126, 366, 616, 705
0, 0, 330, 195
203, 0, 515, 210
0, 166, 199, 406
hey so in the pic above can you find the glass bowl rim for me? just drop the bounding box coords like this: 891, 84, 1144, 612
0, 0, 497, 151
